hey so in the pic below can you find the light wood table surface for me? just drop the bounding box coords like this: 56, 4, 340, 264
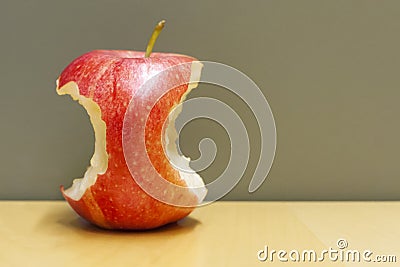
0, 201, 398, 266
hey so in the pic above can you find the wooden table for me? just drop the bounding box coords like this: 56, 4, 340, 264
0, 201, 398, 266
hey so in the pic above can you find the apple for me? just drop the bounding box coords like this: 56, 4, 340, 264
57, 21, 206, 230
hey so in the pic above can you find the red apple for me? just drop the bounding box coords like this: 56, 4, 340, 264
56, 21, 206, 229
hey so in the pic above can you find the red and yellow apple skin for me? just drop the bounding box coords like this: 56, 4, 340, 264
57, 50, 202, 229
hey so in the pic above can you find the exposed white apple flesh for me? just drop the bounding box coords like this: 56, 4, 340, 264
57, 61, 205, 202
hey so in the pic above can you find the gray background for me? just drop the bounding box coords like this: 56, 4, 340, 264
1, 0, 399, 200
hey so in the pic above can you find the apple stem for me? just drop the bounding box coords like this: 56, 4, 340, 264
145, 20, 166, 58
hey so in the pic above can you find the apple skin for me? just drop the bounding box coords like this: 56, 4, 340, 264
57, 50, 201, 230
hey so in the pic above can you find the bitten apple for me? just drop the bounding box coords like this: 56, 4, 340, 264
57, 21, 206, 230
